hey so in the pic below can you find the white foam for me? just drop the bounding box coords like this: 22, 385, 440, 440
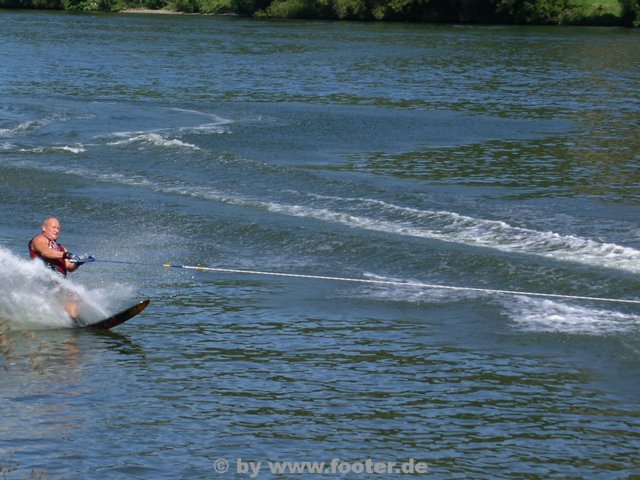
0, 119, 50, 138
253, 198, 640, 274
305, 194, 640, 274
0, 142, 19, 151
503, 296, 640, 335
104, 114, 233, 150
178, 123, 228, 135
0, 247, 133, 330
53, 145, 86, 154
13, 145, 86, 154
358, 272, 476, 304
168, 108, 234, 128
107, 132, 200, 150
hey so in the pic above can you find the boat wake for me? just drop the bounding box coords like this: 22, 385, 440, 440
106, 132, 201, 151
502, 296, 640, 335
357, 273, 640, 335
4, 153, 640, 276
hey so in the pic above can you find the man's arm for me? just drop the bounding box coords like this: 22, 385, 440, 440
31, 235, 65, 261
31, 235, 80, 272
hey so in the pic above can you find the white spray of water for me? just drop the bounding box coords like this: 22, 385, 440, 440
106, 132, 200, 151
0, 247, 134, 330
502, 296, 640, 335
0, 118, 52, 138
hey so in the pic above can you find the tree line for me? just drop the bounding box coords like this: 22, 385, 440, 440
2, 0, 639, 26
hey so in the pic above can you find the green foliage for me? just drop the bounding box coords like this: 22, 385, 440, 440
369, 0, 428, 20
231, 0, 271, 15
27, 0, 49, 6
198, 0, 234, 13
620, 0, 640, 25
60, 0, 116, 10
169, 0, 198, 11
415, 0, 460, 22
332, 0, 368, 19
559, 0, 623, 25
493, 0, 570, 24
259, 0, 318, 18
0, 0, 637, 26
31, 0, 64, 7
458, 0, 501, 22
0, 0, 63, 7
110, 0, 133, 9
142, 0, 166, 9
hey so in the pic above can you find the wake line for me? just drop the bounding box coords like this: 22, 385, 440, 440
251, 201, 640, 275
148, 180, 640, 274
107, 133, 200, 150
304, 193, 640, 273
5, 158, 640, 274
505, 296, 640, 334
108, 177, 640, 275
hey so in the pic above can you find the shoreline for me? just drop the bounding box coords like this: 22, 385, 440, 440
118, 8, 186, 15
1, 6, 632, 26
117, 8, 238, 16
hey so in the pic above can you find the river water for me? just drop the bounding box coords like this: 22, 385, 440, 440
1, 11, 639, 479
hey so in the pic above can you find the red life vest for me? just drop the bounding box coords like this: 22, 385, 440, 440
29, 236, 68, 277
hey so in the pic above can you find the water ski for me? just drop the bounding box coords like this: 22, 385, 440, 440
81, 299, 150, 330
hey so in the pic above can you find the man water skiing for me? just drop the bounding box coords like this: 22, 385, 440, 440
29, 216, 84, 277
29, 216, 93, 321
